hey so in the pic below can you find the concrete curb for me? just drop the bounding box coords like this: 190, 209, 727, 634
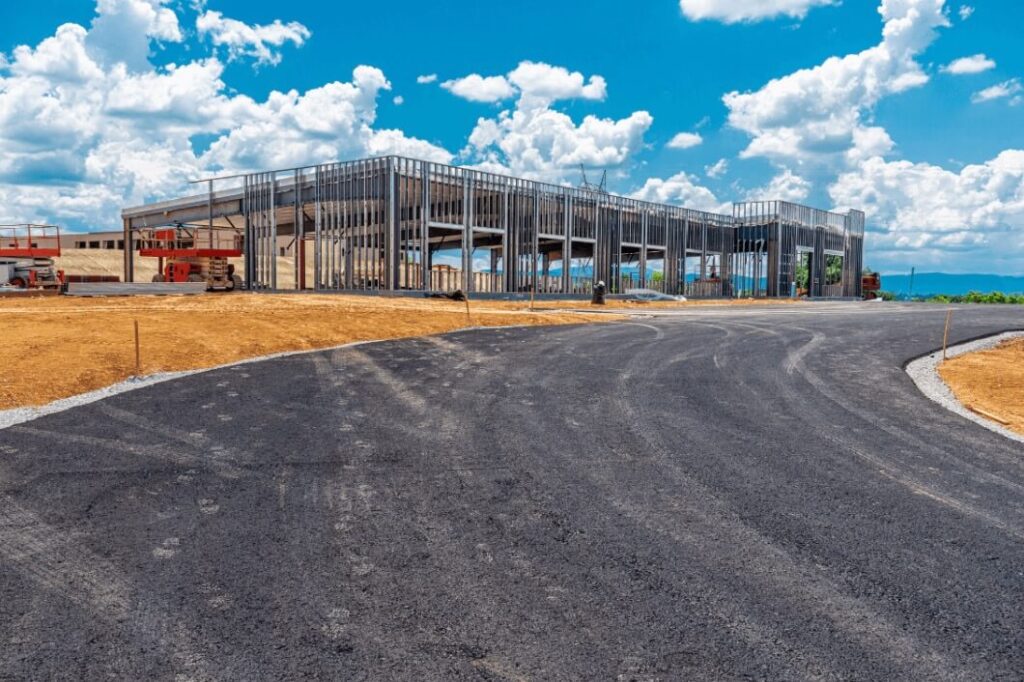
906, 331, 1024, 445
0, 324, 535, 431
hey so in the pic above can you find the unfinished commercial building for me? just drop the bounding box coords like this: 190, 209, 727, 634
121, 155, 865, 298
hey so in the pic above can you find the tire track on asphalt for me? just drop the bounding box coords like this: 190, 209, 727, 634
0, 494, 216, 681
10, 424, 246, 479
781, 323, 1024, 535
508, 325, 856, 679
599, 323, 982, 681
305, 342, 569, 677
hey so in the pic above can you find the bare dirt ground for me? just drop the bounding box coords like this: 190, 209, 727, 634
4, 249, 809, 410
0, 293, 611, 410
940, 337, 1024, 436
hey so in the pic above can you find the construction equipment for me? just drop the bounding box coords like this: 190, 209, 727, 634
138, 223, 244, 291
0, 224, 65, 291
862, 272, 882, 300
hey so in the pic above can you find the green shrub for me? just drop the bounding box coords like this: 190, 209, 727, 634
926, 291, 1024, 305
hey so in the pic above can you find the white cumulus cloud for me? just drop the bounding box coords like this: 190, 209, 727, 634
705, 158, 728, 178
679, 0, 837, 24
441, 74, 515, 103
667, 132, 703, 149
631, 172, 730, 214
87, 0, 183, 71
723, 0, 948, 166
443, 62, 607, 110
831, 151, 1024, 232
196, 10, 310, 66
830, 151, 1024, 270
416, 73, 437, 84
7, 24, 105, 82
705, 0, 1024, 271
200, 65, 452, 172
942, 54, 995, 75
972, 79, 1022, 105
453, 61, 647, 182
465, 108, 653, 182
747, 169, 812, 202
506, 61, 606, 109
0, 1, 450, 228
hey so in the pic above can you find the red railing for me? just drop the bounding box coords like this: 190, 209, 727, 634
137, 224, 243, 258
0, 224, 61, 258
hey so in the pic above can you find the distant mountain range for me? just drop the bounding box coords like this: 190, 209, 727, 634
501, 265, 1023, 296
879, 273, 1024, 296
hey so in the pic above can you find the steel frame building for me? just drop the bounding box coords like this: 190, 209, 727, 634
121, 155, 865, 298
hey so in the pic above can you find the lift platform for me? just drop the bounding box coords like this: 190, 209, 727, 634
0, 224, 65, 290
138, 223, 244, 291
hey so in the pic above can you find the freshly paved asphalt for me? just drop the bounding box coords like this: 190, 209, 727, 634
2, 302, 1024, 680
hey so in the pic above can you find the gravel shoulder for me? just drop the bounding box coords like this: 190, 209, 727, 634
907, 331, 1024, 443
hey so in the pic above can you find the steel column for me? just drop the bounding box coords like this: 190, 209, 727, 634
463, 174, 472, 293
563, 194, 572, 293
421, 163, 431, 290
122, 217, 133, 283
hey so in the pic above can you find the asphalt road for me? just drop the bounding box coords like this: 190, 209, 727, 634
2, 302, 1024, 680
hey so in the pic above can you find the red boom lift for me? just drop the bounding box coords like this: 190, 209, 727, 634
0, 224, 65, 291
138, 223, 244, 291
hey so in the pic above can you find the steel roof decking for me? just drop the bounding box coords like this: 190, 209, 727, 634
120, 155, 865, 298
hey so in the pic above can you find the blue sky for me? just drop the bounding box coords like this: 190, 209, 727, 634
1, 0, 1022, 274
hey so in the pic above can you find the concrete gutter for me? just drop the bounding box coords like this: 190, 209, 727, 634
906, 331, 1024, 445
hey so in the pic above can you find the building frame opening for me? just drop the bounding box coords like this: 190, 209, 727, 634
121, 156, 865, 299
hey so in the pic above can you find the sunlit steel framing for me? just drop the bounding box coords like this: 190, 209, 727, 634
121, 155, 865, 298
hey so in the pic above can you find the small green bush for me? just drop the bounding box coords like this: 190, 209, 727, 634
925, 291, 1024, 305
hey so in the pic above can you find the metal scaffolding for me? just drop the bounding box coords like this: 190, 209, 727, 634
121, 155, 865, 298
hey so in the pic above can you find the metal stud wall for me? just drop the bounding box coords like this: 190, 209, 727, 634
732, 201, 866, 299
243, 172, 277, 290
139, 156, 868, 298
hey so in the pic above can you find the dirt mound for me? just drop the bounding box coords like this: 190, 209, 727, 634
940, 337, 1024, 435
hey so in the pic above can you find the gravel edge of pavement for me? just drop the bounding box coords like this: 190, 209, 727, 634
906, 331, 1024, 445
0, 324, 538, 432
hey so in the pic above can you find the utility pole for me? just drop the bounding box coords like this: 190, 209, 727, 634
908, 266, 916, 300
